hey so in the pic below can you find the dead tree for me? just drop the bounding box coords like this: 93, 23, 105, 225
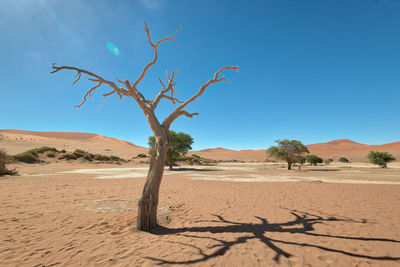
51, 22, 238, 231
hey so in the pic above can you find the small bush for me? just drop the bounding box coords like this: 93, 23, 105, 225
136, 154, 148, 158
61, 149, 66, 153
191, 154, 201, 159
47, 152, 56, 158
14, 152, 40, 163
110, 155, 123, 162
27, 147, 57, 156
324, 158, 333, 165
73, 149, 85, 158
295, 156, 306, 164
25, 149, 38, 157
58, 153, 77, 160
37, 147, 57, 153
306, 155, 323, 166
338, 157, 349, 163
368, 151, 395, 168
93, 154, 111, 161
83, 153, 93, 161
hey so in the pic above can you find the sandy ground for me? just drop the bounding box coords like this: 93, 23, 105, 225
0, 162, 400, 266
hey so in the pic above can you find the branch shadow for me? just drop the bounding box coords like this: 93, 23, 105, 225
307, 169, 340, 172
168, 167, 220, 172
145, 209, 400, 265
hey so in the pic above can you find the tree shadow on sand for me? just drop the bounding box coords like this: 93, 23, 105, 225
146, 209, 400, 265
168, 167, 220, 172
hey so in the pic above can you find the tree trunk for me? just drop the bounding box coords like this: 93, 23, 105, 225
288, 162, 292, 170
137, 136, 168, 231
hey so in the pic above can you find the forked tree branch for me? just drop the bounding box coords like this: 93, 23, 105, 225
50, 22, 182, 113
131, 22, 182, 93
180, 110, 199, 118
51, 24, 238, 134
152, 70, 182, 109
51, 64, 130, 108
162, 66, 239, 128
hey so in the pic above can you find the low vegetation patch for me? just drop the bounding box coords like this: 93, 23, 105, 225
13, 147, 59, 163
339, 157, 350, 163
14, 151, 41, 163
177, 155, 217, 165
12, 147, 125, 163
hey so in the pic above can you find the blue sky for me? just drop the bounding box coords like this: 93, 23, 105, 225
0, 0, 399, 150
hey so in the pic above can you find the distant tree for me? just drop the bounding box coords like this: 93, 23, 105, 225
367, 151, 395, 168
149, 130, 193, 169
338, 157, 349, 163
267, 139, 309, 170
306, 155, 323, 166
294, 155, 306, 170
324, 158, 333, 165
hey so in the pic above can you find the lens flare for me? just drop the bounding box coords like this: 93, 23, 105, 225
106, 42, 120, 56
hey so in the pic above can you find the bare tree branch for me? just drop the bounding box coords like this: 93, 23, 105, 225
51, 64, 130, 108
179, 110, 199, 118
74, 81, 102, 108
162, 66, 239, 127
132, 22, 182, 92
152, 70, 181, 109
73, 72, 81, 85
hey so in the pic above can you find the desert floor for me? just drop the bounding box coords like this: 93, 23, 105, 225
0, 162, 399, 266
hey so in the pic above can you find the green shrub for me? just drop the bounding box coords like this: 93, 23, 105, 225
93, 154, 111, 161
306, 155, 323, 166
73, 149, 85, 158
61, 149, 66, 153
14, 152, 40, 163
47, 152, 56, 158
25, 149, 38, 157
367, 151, 395, 168
295, 156, 306, 164
338, 157, 349, 163
324, 158, 333, 165
110, 155, 123, 161
83, 153, 93, 161
27, 147, 57, 156
58, 153, 77, 160
37, 147, 57, 153
191, 154, 201, 159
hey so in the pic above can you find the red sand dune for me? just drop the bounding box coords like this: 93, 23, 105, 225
191, 138, 399, 163
0, 129, 147, 159
1, 129, 398, 162
307, 139, 400, 162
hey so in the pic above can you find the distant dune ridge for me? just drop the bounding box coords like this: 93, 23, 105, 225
0, 129, 398, 162
0, 129, 148, 159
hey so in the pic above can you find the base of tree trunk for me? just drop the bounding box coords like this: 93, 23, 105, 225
137, 197, 158, 231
